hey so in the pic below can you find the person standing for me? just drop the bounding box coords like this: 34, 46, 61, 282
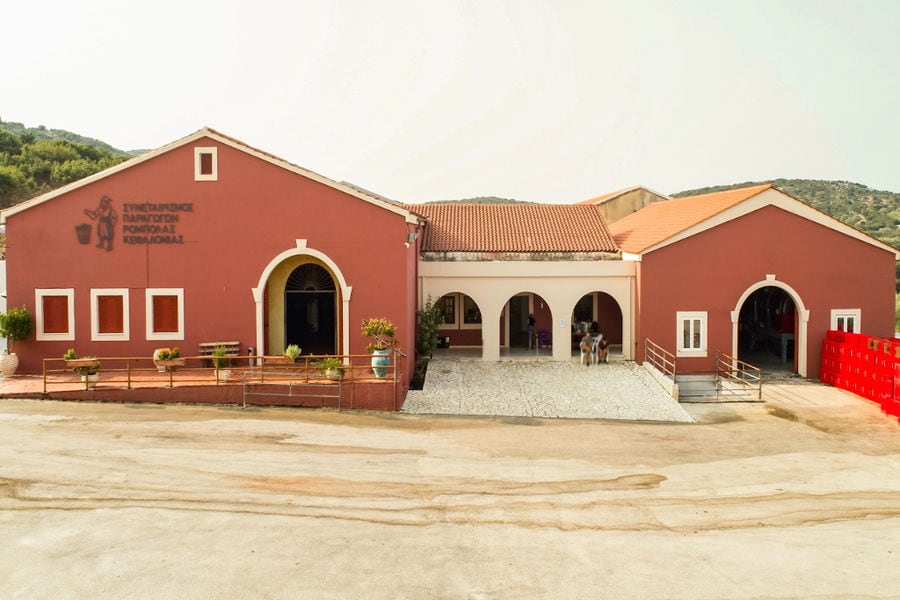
527, 314, 536, 349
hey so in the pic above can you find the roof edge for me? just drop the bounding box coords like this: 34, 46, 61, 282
1, 127, 415, 224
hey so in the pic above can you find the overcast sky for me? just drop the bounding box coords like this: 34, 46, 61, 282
4, 0, 898, 202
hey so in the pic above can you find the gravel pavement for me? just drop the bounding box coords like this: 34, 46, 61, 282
403, 357, 694, 422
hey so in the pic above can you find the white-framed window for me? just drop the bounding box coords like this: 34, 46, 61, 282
146, 288, 184, 341
90, 288, 130, 341
831, 309, 861, 333
194, 146, 218, 181
436, 293, 482, 330
35, 288, 75, 341
676, 311, 707, 357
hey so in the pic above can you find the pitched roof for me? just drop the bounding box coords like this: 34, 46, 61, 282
1, 127, 418, 224
576, 185, 670, 206
609, 183, 774, 254
407, 203, 619, 253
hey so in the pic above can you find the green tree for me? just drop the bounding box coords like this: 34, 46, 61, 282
412, 297, 444, 389
0, 165, 31, 204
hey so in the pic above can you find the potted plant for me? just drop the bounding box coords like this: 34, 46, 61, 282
315, 356, 344, 380
64, 348, 101, 388
362, 317, 397, 379
212, 344, 231, 382
0, 306, 33, 377
153, 347, 184, 372
268, 344, 301, 365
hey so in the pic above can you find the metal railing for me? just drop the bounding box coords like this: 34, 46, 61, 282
714, 351, 762, 401
644, 337, 676, 380
42, 352, 402, 396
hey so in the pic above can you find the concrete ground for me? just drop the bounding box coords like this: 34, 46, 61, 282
1, 383, 899, 599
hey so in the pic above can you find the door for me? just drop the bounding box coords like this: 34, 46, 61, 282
508, 295, 530, 348
284, 264, 337, 355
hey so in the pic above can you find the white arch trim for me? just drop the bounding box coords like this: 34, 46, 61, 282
251, 239, 353, 362
729, 274, 809, 377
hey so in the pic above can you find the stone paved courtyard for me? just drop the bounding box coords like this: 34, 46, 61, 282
403, 356, 694, 422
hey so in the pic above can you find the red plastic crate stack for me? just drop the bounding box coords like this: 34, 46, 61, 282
820, 330, 900, 419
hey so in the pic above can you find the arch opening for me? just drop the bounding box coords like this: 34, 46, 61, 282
737, 286, 797, 374
435, 292, 483, 349
571, 291, 624, 355
283, 263, 337, 355
501, 291, 552, 356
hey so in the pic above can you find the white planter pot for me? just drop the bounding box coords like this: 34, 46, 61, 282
81, 373, 99, 388
0, 353, 19, 377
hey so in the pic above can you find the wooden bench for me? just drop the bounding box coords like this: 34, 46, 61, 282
198, 341, 241, 357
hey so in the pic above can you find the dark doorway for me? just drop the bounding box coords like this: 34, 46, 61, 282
508, 295, 530, 348
284, 264, 337, 355
738, 286, 796, 373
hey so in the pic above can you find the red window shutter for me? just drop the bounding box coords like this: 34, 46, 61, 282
97, 295, 124, 334
199, 152, 213, 175
42, 296, 69, 334
152, 295, 179, 333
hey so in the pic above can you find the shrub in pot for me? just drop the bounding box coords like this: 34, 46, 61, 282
0, 306, 33, 377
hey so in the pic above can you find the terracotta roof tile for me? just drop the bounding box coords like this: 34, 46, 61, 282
609, 183, 773, 253
405, 203, 619, 253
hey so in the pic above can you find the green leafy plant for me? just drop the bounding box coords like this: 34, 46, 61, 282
63, 348, 100, 375
0, 306, 33, 354
415, 297, 443, 361
212, 344, 230, 369
412, 297, 443, 390
361, 317, 397, 353
315, 356, 344, 376
284, 344, 301, 361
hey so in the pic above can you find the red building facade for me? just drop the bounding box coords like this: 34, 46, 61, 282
3, 131, 897, 406
611, 185, 898, 378
2, 129, 422, 386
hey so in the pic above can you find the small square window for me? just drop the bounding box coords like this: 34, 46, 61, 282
831, 309, 861, 333
36, 289, 75, 341
194, 147, 218, 181
676, 311, 707, 357
146, 288, 184, 341
91, 289, 130, 341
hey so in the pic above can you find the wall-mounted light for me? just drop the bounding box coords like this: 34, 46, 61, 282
404, 231, 418, 248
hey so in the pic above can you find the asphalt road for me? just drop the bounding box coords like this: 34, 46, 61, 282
1, 385, 899, 599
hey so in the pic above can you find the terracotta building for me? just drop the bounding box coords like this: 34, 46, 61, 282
2, 128, 896, 405
1, 128, 424, 390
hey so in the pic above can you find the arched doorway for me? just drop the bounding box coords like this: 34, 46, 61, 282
284, 263, 337, 355
434, 292, 483, 350
572, 291, 623, 350
502, 292, 551, 353
737, 286, 797, 373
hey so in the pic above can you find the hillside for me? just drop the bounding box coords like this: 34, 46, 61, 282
0, 120, 131, 208
0, 120, 134, 157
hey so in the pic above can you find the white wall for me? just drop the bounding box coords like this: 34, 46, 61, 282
419, 260, 635, 361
